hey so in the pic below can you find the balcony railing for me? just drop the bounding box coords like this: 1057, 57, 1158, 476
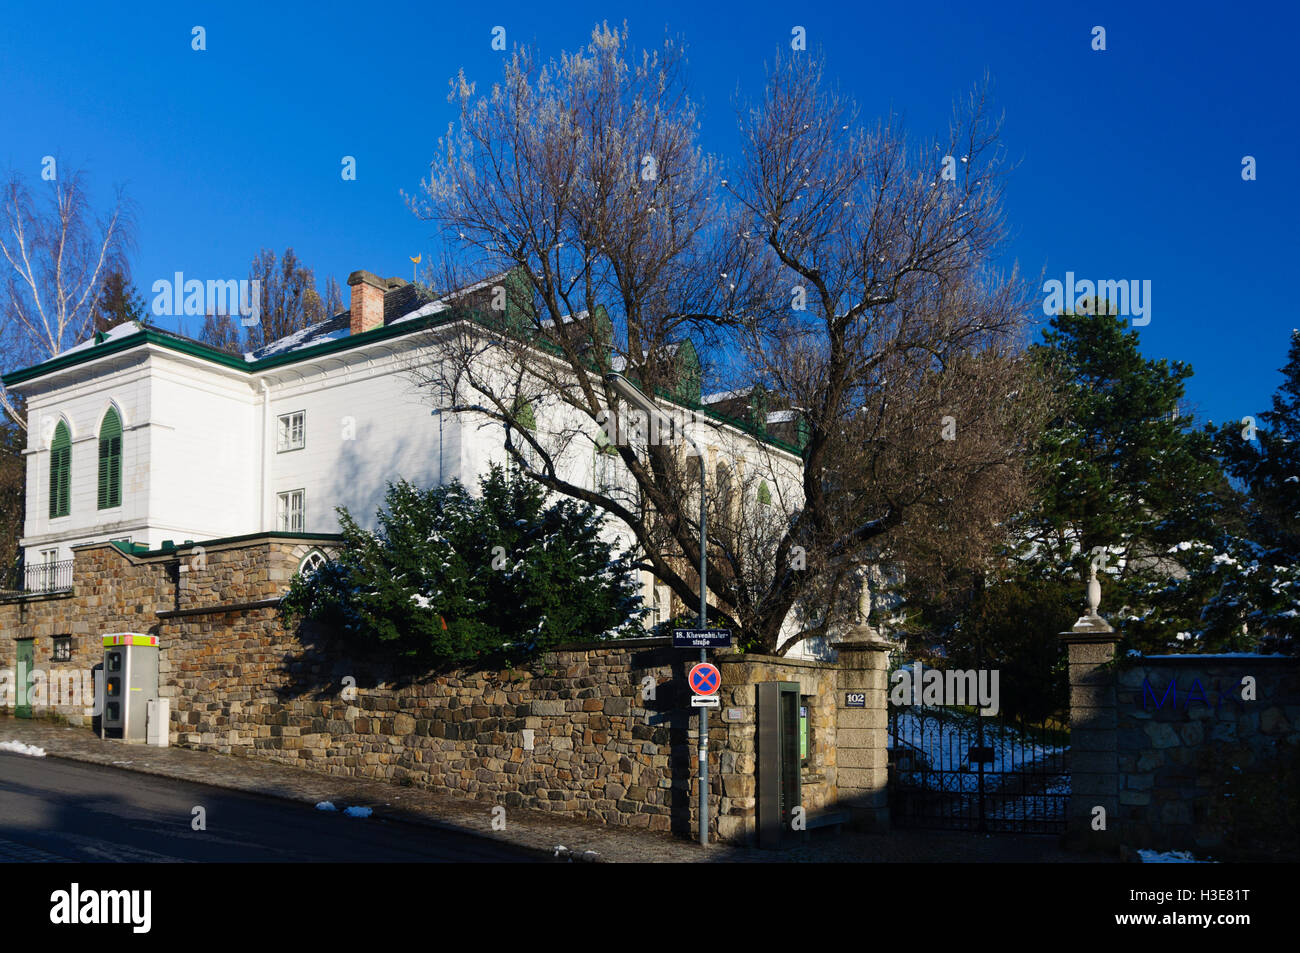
0, 559, 75, 597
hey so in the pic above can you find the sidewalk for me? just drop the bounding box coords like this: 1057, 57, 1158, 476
0, 715, 758, 862
0, 715, 1104, 863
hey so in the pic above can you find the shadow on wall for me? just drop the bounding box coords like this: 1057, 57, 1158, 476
270, 622, 712, 837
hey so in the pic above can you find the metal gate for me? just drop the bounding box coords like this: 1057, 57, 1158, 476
888, 703, 1069, 834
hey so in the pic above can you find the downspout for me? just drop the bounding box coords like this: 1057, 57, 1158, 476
259, 379, 271, 531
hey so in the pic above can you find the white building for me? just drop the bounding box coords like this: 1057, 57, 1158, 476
2, 269, 822, 654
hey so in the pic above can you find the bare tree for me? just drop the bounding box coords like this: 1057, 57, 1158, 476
408, 27, 1043, 654
243, 247, 329, 350
0, 167, 133, 429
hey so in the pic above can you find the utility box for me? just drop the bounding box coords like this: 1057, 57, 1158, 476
146, 698, 170, 747
101, 634, 159, 743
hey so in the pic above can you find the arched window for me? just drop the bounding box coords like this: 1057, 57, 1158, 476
97, 407, 123, 510
49, 421, 71, 518
299, 549, 329, 576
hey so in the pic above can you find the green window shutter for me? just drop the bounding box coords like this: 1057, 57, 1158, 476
98, 408, 123, 510
49, 421, 71, 518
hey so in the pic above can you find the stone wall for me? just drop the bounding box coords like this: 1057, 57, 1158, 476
0, 537, 336, 724
1, 537, 856, 844
1113, 655, 1300, 853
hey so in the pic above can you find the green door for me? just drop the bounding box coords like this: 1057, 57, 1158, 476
15, 638, 34, 718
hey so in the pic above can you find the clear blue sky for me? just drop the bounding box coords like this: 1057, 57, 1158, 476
2, 0, 1295, 426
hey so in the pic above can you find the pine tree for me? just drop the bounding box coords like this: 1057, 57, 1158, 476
281, 465, 646, 666
91, 270, 146, 332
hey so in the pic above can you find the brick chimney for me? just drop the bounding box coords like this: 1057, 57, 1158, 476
347, 270, 386, 335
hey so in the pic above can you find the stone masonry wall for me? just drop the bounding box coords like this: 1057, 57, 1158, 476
1114, 655, 1300, 852
1, 538, 847, 844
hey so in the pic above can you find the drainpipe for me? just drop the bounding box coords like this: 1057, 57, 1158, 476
259, 379, 271, 530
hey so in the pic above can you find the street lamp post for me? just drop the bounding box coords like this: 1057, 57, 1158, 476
605, 372, 710, 847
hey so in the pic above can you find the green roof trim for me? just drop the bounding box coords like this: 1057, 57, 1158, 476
1, 311, 460, 387
100, 531, 345, 559
3, 308, 805, 457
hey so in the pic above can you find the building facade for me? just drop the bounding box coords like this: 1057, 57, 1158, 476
2, 269, 819, 652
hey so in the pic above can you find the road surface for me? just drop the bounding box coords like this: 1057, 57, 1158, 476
0, 752, 543, 862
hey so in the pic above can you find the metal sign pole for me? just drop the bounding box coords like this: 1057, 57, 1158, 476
697, 453, 708, 848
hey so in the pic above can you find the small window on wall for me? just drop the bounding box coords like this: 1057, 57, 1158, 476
277, 490, 305, 532
52, 636, 72, 662
278, 411, 306, 452
299, 549, 328, 575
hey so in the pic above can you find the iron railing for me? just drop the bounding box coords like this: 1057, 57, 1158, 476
0, 559, 75, 596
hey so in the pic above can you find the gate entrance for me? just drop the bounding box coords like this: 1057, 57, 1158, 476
888, 703, 1069, 834
757, 681, 802, 848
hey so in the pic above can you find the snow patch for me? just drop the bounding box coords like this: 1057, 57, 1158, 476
0, 740, 47, 757
1137, 848, 1214, 863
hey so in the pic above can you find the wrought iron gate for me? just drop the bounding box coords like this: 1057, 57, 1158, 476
888, 703, 1069, 834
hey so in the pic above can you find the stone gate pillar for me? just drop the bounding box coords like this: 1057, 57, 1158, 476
1060, 570, 1121, 851
832, 622, 892, 831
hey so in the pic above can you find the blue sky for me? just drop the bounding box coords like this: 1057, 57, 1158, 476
1, 0, 1295, 426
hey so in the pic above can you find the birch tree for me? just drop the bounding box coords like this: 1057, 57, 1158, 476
0, 167, 133, 430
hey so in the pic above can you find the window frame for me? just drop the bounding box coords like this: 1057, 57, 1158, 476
277, 410, 307, 453
97, 407, 123, 511
277, 489, 306, 533
52, 635, 73, 663
49, 420, 71, 519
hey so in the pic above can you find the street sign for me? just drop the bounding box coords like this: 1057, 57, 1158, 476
691, 695, 721, 707
673, 627, 732, 648
688, 662, 721, 696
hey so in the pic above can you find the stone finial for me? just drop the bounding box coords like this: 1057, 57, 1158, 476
856, 577, 871, 625
1068, 565, 1114, 635
1086, 565, 1102, 618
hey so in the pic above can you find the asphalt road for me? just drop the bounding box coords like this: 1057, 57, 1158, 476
0, 752, 544, 862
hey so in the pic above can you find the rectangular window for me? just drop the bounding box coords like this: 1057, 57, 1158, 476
277, 411, 306, 452
52, 636, 72, 662
277, 489, 305, 532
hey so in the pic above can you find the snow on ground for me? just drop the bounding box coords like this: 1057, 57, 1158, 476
315, 801, 338, 812
888, 709, 1070, 826
343, 806, 373, 818
0, 740, 47, 757
889, 709, 1065, 783
1137, 848, 1215, 863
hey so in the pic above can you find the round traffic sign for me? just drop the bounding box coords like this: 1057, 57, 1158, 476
688, 662, 721, 696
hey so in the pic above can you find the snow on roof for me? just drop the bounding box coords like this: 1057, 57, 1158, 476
766, 410, 796, 423
249, 317, 350, 359
539, 309, 590, 328
60, 320, 145, 356
702, 387, 753, 404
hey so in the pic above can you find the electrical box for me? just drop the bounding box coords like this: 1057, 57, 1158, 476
101, 634, 159, 743
757, 681, 803, 848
